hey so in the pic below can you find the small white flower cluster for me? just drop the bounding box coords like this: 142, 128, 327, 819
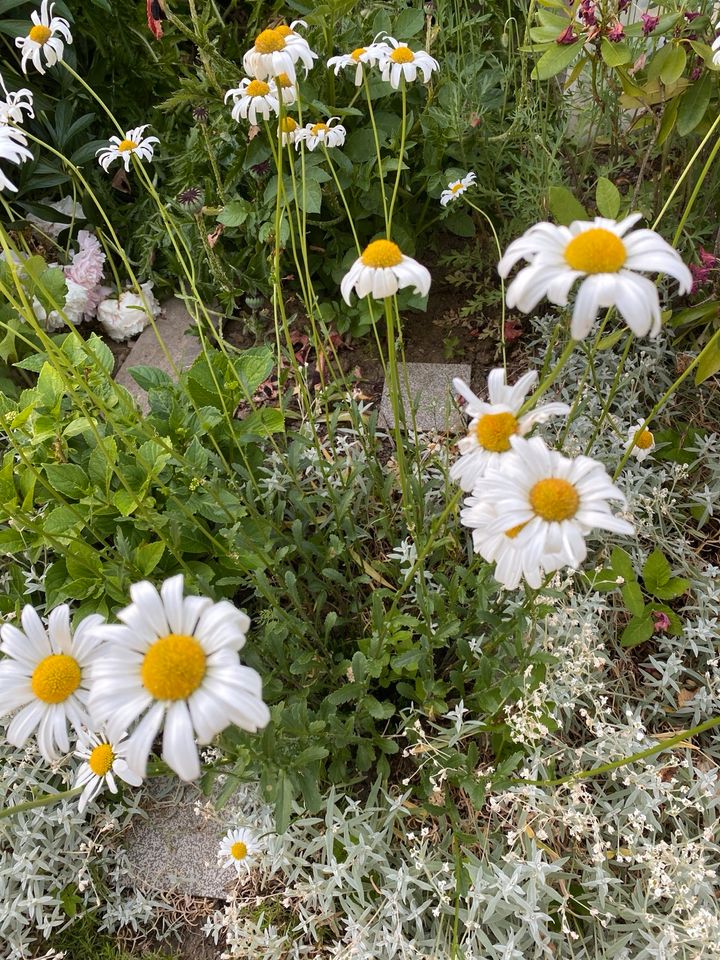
0, 575, 269, 818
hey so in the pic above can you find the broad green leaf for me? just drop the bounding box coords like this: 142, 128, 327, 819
695, 338, 720, 385
135, 541, 165, 576
394, 7, 426, 39
657, 94, 680, 146
44, 463, 88, 499
548, 184, 587, 225
443, 210, 476, 237
596, 177, 621, 218
677, 74, 711, 136
233, 347, 274, 396
652, 577, 690, 600
621, 581, 645, 617
217, 199, 252, 227
600, 38, 631, 67
660, 45, 687, 85
621, 613, 654, 648
235, 407, 284, 438
610, 546, 635, 582
642, 548, 671, 591
129, 365, 173, 391
532, 38, 585, 81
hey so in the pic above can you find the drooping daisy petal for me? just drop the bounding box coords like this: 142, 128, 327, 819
96, 125, 159, 173
498, 215, 692, 341
15, 0, 72, 75
341, 239, 431, 304
89, 575, 270, 781
225, 78, 280, 125
294, 117, 346, 151
74, 728, 144, 814
378, 36, 439, 89
440, 171, 476, 207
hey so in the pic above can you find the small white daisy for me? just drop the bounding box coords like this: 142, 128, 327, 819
498, 214, 693, 340
0, 72, 34, 126
96, 125, 159, 173
450, 371, 570, 492
341, 239, 431, 303
460, 494, 569, 590
15, 0, 72, 75
73, 729, 143, 814
327, 40, 391, 85
242, 25, 316, 84
88, 575, 270, 782
0, 126, 33, 192
295, 117, 346, 151
278, 115, 299, 146
0, 604, 104, 762
273, 20, 318, 73
225, 78, 280, 125
218, 827, 260, 873
624, 420, 655, 461
378, 36, 439, 89
440, 171, 476, 207
272, 72, 297, 105
466, 435, 634, 577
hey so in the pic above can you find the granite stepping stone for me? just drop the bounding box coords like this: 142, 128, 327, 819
379, 362, 471, 433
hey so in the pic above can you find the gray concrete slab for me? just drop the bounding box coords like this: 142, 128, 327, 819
114, 297, 203, 412
380, 362, 471, 433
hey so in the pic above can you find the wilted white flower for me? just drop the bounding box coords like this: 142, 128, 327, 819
271, 72, 297, 105
27, 196, 86, 238
242, 25, 316, 83
96, 125, 159, 173
278, 115, 299, 145
341, 239, 431, 303
73, 730, 143, 814
225, 78, 280, 125
624, 420, 656, 461
295, 117, 346, 151
15, 0, 72, 74
450, 371, 570, 492
0, 71, 34, 125
0, 604, 104, 762
89, 575, 270, 781
97, 281, 160, 341
0, 125, 32, 192
218, 827, 260, 872
327, 40, 391, 85
378, 36, 439, 88
65, 230, 106, 291
498, 214, 693, 340
42, 277, 91, 331
440, 171, 476, 207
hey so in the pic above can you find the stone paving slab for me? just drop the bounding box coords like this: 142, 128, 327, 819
114, 297, 203, 412
379, 362, 471, 433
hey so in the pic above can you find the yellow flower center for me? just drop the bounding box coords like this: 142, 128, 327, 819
280, 116, 297, 132
141, 633, 206, 701
310, 122, 329, 136
230, 840, 248, 860
117, 139, 138, 153
564, 228, 627, 274
246, 79, 271, 97
31, 654, 82, 704
275, 72, 293, 88
529, 478, 580, 522
505, 521, 529, 539
255, 28, 286, 53
274, 24, 292, 37
351, 47, 367, 62
390, 46, 415, 64
474, 411, 519, 452
450, 182, 464, 193
634, 428, 654, 450
29, 24, 52, 44
361, 239, 403, 268
88, 743, 115, 777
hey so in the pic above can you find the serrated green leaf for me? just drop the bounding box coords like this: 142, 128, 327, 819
621, 613, 654, 648
621, 581, 645, 617
642, 548, 671, 591
610, 546, 635, 582
44, 463, 87, 499
652, 577, 690, 600
394, 7, 425, 38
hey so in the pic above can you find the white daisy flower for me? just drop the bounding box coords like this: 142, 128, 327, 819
327, 41, 391, 85
341, 239, 431, 303
0, 72, 34, 126
218, 827, 260, 873
624, 420, 655, 461
88, 575, 270, 782
96, 125, 159, 173
273, 20, 318, 73
440, 171, 476, 207
278, 115, 299, 146
73, 729, 143, 814
498, 214, 693, 341
225, 78, 280, 125
467, 435, 634, 577
0, 604, 104, 762
450, 371, 570, 492
295, 117, 346, 151
0, 125, 33, 192
460, 494, 569, 590
242, 25, 316, 84
378, 36, 439, 89
15, 0, 72, 75
271, 72, 297, 105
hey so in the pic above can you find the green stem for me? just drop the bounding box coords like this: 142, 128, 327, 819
0, 786, 83, 820
520, 338, 577, 415
387, 80, 407, 235
363, 71, 389, 224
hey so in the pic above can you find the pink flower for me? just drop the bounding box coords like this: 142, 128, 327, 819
607, 22, 625, 41
652, 611, 671, 633
65, 230, 105, 290
579, 1, 596, 26
689, 263, 711, 293
556, 24, 578, 44
699, 247, 718, 268
641, 12, 660, 34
